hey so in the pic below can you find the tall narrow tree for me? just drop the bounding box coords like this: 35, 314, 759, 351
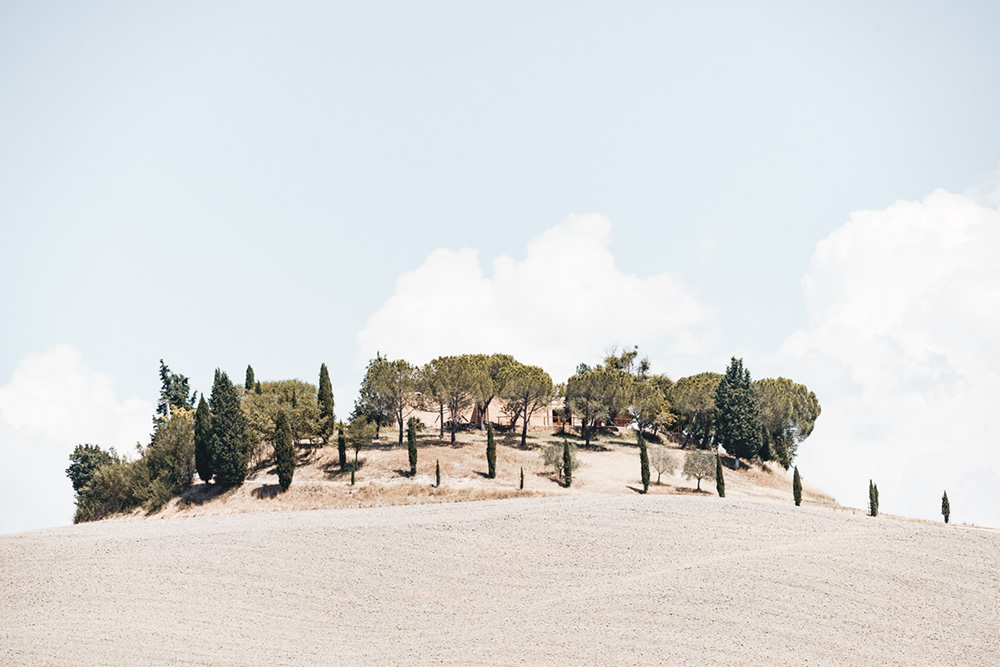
519, 466, 524, 490
194, 395, 213, 483
563, 438, 573, 488
318, 363, 336, 445
941, 490, 950, 524
245, 365, 255, 392
486, 423, 497, 479
274, 410, 295, 491
869, 480, 878, 517
639, 433, 650, 494
714, 358, 762, 461
715, 453, 725, 498
209, 370, 252, 487
407, 419, 418, 476
337, 427, 347, 469
435, 459, 441, 488
793, 466, 802, 506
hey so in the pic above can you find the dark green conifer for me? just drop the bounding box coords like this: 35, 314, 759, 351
941, 490, 950, 524
351, 459, 356, 485
318, 363, 336, 445
639, 433, 650, 494
255, 381, 262, 395
435, 459, 441, 488
486, 423, 497, 479
338, 427, 347, 469
716, 453, 725, 498
714, 357, 763, 460
194, 395, 213, 483
869, 480, 878, 517
407, 418, 418, 476
563, 437, 572, 488
274, 410, 295, 491
793, 466, 802, 506
245, 365, 255, 392
519, 466, 524, 490
209, 370, 252, 487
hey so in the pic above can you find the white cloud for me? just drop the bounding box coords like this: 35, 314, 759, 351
358, 214, 708, 382
0, 345, 153, 534
778, 186, 1000, 527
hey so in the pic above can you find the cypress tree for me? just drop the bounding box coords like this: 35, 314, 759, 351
194, 395, 214, 483
868, 480, 878, 517
941, 490, 950, 524
255, 381, 262, 395
716, 453, 725, 498
714, 357, 763, 461
351, 459, 356, 485
874, 483, 879, 516
486, 423, 497, 479
274, 410, 295, 491
407, 419, 418, 476
435, 459, 441, 488
793, 466, 802, 506
639, 433, 650, 494
519, 466, 524, 490
209, 370, 252, 487
563, 438, 572, 488
245, 365, 255, 392
318, 363, 336, 445
338, 427, 347, 469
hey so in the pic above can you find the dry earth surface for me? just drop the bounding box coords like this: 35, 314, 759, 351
3, 494, 998, 665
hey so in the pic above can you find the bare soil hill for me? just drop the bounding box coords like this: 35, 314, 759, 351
3, 495, 999, 665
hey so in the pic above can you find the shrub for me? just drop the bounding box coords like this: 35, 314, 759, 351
541, 441, 578, 483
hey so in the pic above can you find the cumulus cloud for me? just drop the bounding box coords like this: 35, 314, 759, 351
358, 214, 707, 382
0, 345, 152, 534
778, 187, 1000, 527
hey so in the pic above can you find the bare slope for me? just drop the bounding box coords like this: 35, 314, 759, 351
3, 495, 998, 665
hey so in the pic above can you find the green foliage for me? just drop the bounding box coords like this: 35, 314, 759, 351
486, 423, 496, 479
668, 372, 722, 448
73, 456, 151, 523
542, 441, 578, 483
565, 367, 608, 447
66, 444, 115, 494
754, 377, 821, 468
274, 410, 295, 491
337, 426, 347, 469
210, 370, 252, 487
407, 418, 418, 476
351, 460, 356, 485
346, 417, 377, 468
318, 363, 336, 444
156, 359, 193, 426
499, 362, 554, 447
941, 490, 950, 523
435, 459, 441, 488
563, 438, 572, 487
146, 407, 195, 492
245, 365, 255, 392
353, 353, 394, 438
715, 453, 725, 498
649, 445, 677, 484
417, 360, 449, 439
714, 358, 762, 461
793, 466, 802, 506
429, 355, 490, 444
639, 433, 650, 494
194, 395, 213, 483
869, 480, 879, 517
255, 381, 262, 394
630, 381, 666, 439
260, 379, 320, 443
359, 356, 417, 446
683, 451, 716, 492
469, 353, 518, 429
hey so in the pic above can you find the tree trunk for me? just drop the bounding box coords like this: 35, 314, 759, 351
439, 403, 444, 439
520, 407, 529, 447
397, 411, 404, 447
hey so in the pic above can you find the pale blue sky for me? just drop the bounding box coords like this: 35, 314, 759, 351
2, 2, 1000, 532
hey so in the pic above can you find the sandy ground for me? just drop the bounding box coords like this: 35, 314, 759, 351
3, 494, 998, 665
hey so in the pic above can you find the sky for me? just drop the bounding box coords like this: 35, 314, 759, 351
2, 1, 1000, 533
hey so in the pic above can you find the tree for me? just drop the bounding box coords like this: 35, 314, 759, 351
146, 407, 195, 492
66, 444, 115, 495
470, 353, 518, 429
430, 355, 489, 444
793, 466, 802, 506
345, 417, 376, 472
639, 433, 650, 494
668, 373, 722, 448
563, 438, 573, 487
541, 441, 577, 482
318, 363, 336, 445
435, 459, 441, 488
754, 377, 821, 468
565, 368, 607, 447
596, 368, 634, 431
714, 358, 762, 461
273, 410, 295, 490
418, 361, 448, 440
245, 365, 255, 392
630, 381, 666, 441
941, 490, 950, 523
486, 422, 497, 479
715, 453, 725, 498
354, 354, 393, 439
193, 396, 214, 483
337, 426, 347, 469
407, 418, 418, 476
869, 480, 878, 517
209, 370, 252, 487
255, 381, 262, 395
360, 356, 416, 446
649, 446, 677, 485
683, 451, 716, 492
499, 363, 554, 447
519, 466, 524, 490
155, 359, 193, 428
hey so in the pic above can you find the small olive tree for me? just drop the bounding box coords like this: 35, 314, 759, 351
541, 441, 578, 483
683, 451, 716, 492
649, 446, 677, 485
